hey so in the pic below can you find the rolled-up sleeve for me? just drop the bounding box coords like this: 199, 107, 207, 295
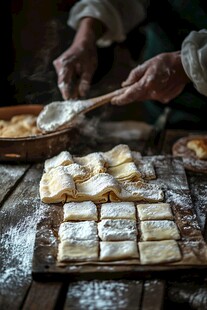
181, 29, 207, 97
68, 0, 147, 47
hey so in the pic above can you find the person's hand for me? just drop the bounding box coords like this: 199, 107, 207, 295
111, 51, 191, 105
53, 17, 106, 100
53, 39, 97, 99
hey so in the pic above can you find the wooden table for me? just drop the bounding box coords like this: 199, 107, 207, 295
1, 127, 207, 310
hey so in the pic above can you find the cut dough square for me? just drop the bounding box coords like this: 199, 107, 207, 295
100, 241, 139, 261
100, 202, 136, 220
140, 220, 180, 241
98, 219, 137, 241
57, 240, 99, 262
58, 221, 98, 241
139, 240, 182, 264
63, 201, 98, 221
137, 203, 173, 221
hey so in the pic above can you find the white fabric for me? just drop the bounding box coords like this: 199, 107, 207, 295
181, 29, 207, 97
68, 0, 146, 47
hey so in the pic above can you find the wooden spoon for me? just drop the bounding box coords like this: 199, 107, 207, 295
37, 88, 125, 133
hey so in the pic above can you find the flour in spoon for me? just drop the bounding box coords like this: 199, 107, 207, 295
37, 100, 91, 133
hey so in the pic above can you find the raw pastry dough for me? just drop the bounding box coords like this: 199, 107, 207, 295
135, 159, 156, 180
187, 139, 207, 159
140, 220, 180, 241
57, 240, 99, 262
63, 201, 98, 221
39, 166, 76, 203
132, 153, 156, 180
59, 221, 98, 241
103, 144, 133, 167
0, 114, 41, 138
44, 151, 74, 172
139, 240, 182, 264
108, 162, 142, 182
98, 219, 137, 241
100, 241, 138, 261
75, 173, 121, 203
64, 164, 90, 183
74, 152, 107, 174
100, 202, 136, 220
110, 181, 164, 202
137, 203, 173, 220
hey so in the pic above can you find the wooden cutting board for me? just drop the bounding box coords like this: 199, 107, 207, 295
32, 156, 207, 281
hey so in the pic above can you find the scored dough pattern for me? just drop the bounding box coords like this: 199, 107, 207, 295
57, 200, 182, 264
39, 145, 201, 265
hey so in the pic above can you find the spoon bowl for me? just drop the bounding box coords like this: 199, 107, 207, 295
37, 88, 125, 133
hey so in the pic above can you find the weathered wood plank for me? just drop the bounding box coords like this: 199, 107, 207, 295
23, 281, 64, 310
141, 280, 165, 310
0, 163, 48, 310
160, 130, 207, 234
64, 280, 143, 310
187, 171, 207, 234
0, 164, 29, 205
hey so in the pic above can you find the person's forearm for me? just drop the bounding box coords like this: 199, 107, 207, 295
73, 17, 106, 45
68, 0, 146, 46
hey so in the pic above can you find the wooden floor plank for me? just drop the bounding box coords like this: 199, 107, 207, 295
23, 282, 64, 310
0, 164, 29, 205
0, 164, 46, 310
141, 280, 165, 310
64, 280, 143, 310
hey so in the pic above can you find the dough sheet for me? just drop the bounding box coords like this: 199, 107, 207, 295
108, 162, 142, 182
44, 151, 74, 172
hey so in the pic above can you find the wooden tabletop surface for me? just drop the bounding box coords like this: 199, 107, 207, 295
1, 126, 207, 310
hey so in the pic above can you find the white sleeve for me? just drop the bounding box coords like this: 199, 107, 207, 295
68, 0, 147, 47
181, 29, 207, 97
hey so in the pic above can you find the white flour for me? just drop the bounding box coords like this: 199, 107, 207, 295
37, 99, 92, 132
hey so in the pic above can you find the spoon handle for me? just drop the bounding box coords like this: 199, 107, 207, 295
82, 88, 126, 112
